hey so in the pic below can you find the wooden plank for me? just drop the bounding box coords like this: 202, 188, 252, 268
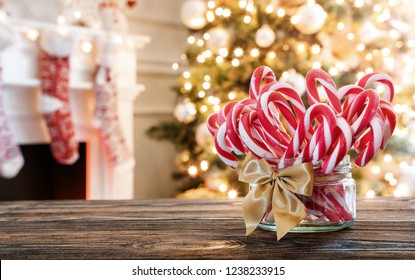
0, 198, 414, 259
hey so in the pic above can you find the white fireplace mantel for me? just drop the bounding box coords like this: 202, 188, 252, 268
2, 18, 150, 199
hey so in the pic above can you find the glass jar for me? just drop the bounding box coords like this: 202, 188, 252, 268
254, 156, 356, 233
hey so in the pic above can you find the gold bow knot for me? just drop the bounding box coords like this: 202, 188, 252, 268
239, 154, 314, 240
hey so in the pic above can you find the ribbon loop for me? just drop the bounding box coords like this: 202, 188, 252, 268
240, 153, 314, 240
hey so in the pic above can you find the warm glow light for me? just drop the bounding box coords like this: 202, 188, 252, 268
407, 40, 415, 48
203, 50, 213, 58
219, 48, 228, 57
250, 48, 259, 57
187, 36, 195, 44
394, 184, 409, 197
244, 15, 251, 24
337, 22, 345, 30
373, 4, 382, 12
223, 8, 231, 17
207, 11, 215, 22
198, 91, 206, 98
336, 0, 345, 4
228, 91, 236, 100
197, 39, 204, 47
172, 63, 179, 70
215, 7, 223, 16
216, 56, 224, 63
384, 154, 393, 163
365, 67, 374, 74
347, 33, 355, 40
234, 47, 244, 57
208, 0, 216, 9
188, 166, 198, 176
213, 104, 220, 111
311, 44, 321, 54
277, 8, 285, 17
366, 190, 375, 199
228, 189, 238, 199
25, 29, 39, 42
57, 15, 66, 24
219, 184, 228, 192
366, 53, 373, 61
74, 11, 82, 19
389, 178, 398, 186
204, 75, 211, 82
371, 166, 381, 174
381, 48, 391, 56
203, 81, 211, 90
183, 71, 190, 78
239, 0, 247, 9
266, 5, 273, 14
200, 160, 209, 171
384, 172, 394, 181
246, 2, 255, 12
357, 43, 365, 52
297, 43, 305, 53
357, 71, 365, 79
329, 67, 339, 76
312, 61, 321, 69
184, 82, 192, 91
80, 40, 93, 53
291, 15, 299, 25
200, 105, 208, 112
197, 55, 206, 63
354, 0, 364, 8
203, 33, 211, 40
231, 58, 240, 67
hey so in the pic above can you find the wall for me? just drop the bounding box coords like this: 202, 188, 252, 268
128, 0, 187, 199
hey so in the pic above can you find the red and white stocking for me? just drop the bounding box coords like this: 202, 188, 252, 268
93, 41, 135, 170
0, 20, 24, 178
39, 31, 79, 165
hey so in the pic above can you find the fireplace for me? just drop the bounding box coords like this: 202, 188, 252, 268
0, 143, 86, 200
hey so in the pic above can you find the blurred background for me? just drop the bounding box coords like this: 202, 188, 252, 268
0, 0, 414, 201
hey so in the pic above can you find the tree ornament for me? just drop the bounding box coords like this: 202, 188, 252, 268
358, 21, 381, 44
255, 24, 275, 48
174, 98, 197, 124
293, 1, 327, 35
180, 0, 207, 30
126, 0, 138, 8
206, 26, 231, 53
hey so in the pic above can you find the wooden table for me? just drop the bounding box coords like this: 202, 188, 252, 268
0, 197, 414, 259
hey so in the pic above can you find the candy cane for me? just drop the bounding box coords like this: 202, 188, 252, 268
306, 69, 342, 114
249, 66, 276, 100
214, 122, 239, 168
354, 116, 384, 167
356, 72, 394, 103
280, 103, 337, 169
226, 99, 255, 155
239, 110, 284, 160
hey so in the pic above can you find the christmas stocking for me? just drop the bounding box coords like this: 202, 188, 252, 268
39, 31, 79, 165
0, 19, 24, 178
93, 40, 135, 170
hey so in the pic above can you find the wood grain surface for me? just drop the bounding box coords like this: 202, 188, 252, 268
0, 198, 414, 259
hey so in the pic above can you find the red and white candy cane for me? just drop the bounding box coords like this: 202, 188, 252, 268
280, 103, 337, 169
306, 69, 342, 114
353, 116, 384, 167
226, 99, 256, 155
356, 72, 394, 103
249, 66, 276, 100
258, 81, 306, 136
378, 99, 396, 149
239, 110, 284, 160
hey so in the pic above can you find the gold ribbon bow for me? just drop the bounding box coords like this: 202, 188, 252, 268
239, 154, 314, 240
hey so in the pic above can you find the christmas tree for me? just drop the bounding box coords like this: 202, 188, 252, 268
148, 0, 415, 198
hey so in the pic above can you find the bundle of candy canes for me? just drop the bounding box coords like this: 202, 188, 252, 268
207, 66, 396, 223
